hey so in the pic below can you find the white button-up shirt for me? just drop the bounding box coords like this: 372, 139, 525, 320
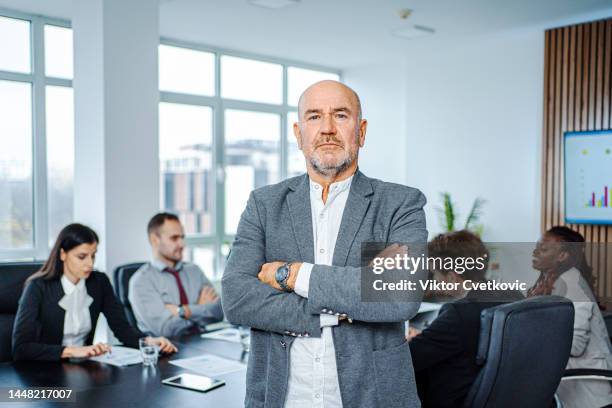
59, 275, 93, 347
284, 174, 354, 408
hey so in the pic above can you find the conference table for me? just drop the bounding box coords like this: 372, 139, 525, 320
0, 333, 247, 407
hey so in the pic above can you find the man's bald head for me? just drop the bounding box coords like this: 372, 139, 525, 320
293, 79, 367, 179
297, 80, 362, 123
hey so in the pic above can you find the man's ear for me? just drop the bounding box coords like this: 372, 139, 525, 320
358, 119, 367, 147
558, 251, 570, 264
293, 122, 303, 150
149, 232, 160, 247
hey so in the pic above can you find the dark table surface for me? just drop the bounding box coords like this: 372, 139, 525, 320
0, 334, 247, 407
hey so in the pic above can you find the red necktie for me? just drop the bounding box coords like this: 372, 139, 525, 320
165, 267, 189, 305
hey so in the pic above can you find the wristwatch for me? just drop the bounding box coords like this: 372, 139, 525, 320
177, 305, 186, 319
275, 262, 293, 292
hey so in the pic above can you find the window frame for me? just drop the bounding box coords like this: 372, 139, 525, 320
0, 9, 341, 271
0, 8, 71, 261
159, 37, 341, 279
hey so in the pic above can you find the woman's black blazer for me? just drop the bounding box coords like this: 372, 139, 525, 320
12, 271, 144, 361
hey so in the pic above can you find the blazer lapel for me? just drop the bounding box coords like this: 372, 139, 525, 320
333, 171, 373, 267
85, 276, 101, 323
47, 279, 67, 343
85, 277, 99, 345
286, 174, 315, 264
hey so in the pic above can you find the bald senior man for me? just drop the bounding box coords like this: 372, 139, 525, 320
222, 80, 427, 408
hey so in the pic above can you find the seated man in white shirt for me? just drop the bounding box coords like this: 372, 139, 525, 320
129, 213, 224, 337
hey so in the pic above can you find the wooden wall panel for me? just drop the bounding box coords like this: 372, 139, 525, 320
542, 18, 612, 300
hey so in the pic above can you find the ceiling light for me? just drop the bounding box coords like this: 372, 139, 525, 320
397, 8, 413, 20
248, 0, 300, 9
392, 24, 435, 40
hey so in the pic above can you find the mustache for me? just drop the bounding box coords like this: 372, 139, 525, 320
314, 137, 344, 148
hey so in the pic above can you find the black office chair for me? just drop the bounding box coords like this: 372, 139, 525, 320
603, 313, 612, 342
463, 296, 575, 408
0, 261, 45, 362
112, 262, 145, 329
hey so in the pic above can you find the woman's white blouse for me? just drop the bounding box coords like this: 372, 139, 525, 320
58, 275, 93, 347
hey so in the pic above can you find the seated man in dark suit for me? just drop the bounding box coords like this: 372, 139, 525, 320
408, 230, 523, 408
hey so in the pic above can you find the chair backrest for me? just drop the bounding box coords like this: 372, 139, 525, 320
0, 261, 45, 362
464, 296, 574, 408
113, 262, 145, 328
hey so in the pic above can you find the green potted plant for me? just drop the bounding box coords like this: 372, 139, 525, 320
436, 192, 486, 237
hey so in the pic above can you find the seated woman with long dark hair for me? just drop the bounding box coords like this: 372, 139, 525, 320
12, 223, 177, 361
529, 226, 612, 408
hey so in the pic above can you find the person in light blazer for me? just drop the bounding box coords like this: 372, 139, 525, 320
529, 226, 612, 408
12, 223, 177, 361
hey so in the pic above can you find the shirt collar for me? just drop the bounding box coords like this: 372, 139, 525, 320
61, 274, 85, 295
309, 174, 354, 197
151, 258, 184, 272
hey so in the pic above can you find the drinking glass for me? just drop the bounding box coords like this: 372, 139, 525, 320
139, 337, 159, 366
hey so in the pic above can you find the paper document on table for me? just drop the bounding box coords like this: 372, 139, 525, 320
200, 328, 241, 343
170, 354, 246, 376
89, 346, 143, 367
204, 321, 233, 332
418, 302, 442, 314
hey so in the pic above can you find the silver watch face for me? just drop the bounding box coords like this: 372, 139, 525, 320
276, 265, 289, 282
275, 264, 291, 291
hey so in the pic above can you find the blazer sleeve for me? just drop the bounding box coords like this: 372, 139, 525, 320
306, 190, 428, 322
12, 281, 65, 361
222, 191, 321, 337
409, 304, 464, 372
99, 274, 145, 348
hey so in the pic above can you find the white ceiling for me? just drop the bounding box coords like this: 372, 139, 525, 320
1, 0, 611, 68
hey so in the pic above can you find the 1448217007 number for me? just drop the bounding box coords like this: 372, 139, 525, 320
2, 388, 75, 401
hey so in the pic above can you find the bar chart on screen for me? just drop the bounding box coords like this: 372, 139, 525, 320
584, 186, 611, 209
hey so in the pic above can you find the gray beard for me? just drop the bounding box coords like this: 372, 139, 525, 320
309, 154, 354, 177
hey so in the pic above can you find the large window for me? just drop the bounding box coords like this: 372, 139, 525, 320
0, 10, 339, 272
0, 80, 33, 250
159, 41, 339, 279
0, 12, 73, 259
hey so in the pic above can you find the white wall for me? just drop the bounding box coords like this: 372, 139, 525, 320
403, 29, 545, 242
73, 0, 159, 273
343, 60, 408, 185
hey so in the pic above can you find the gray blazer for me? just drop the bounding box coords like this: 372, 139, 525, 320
222, 170, 427, 408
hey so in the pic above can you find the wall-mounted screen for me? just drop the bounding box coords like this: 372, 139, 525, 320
564, 130, 612, 225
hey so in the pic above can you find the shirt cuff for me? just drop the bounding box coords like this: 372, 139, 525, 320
293, 262, 314, 298
320, 314, 339, 328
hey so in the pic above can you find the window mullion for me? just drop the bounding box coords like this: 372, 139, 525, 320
31, 16, 49, 259
214, 51, 225, 278
280, 65, 288, 181
0, 70, 34, 82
